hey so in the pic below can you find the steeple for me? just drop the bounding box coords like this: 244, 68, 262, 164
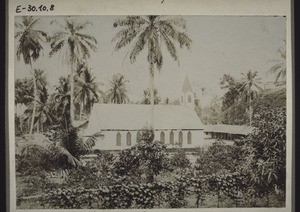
180, 75, 194, 109
182, 75, 193, 94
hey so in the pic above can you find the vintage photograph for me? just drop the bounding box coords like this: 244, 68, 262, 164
14, 15, 287, 209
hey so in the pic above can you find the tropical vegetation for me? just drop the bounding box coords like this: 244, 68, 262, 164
112, 15, 192, 125
14, 16, 286, 209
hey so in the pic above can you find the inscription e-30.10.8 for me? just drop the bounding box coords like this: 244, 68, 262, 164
16, 4, 55, 13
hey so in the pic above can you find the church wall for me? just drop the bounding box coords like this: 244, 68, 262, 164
92, 129, 204, 151
93, 131, 138, 150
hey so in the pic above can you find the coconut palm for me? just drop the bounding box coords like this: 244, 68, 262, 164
239, 70, 263, 126
20, 112, 104, 174
23, 69, 51, 132
15, 16, 47, 134
35, 86, 55, 132
74, 68, 99, 120
269, 46, 286, 86
49, 17, 97, 124
24, 86, 55, 133
106, 73, 129, 104
141, 88, 161, 105
52, 76, 71, 118
112, 15, 192, 125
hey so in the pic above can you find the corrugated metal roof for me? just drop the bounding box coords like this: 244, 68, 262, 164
85, 104, 204, 134
203, 124, 254, 135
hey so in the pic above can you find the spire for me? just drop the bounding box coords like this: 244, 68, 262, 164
182, 75, 193, 93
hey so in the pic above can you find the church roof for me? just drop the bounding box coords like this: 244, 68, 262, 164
182, 76, 193, 93
203, 124, 254, 135
85, 104, 203, 134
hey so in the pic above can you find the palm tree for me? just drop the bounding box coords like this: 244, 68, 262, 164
74, 68, 99, 120
141, 88, 161, 105
24, 69, 50, 132
112, 15, 192, 125
269, 46, 286, 86
24, 86, 55, 133
15, 16, 47, 134
106, 73, 129, 104
52, 76, 71, 118
49, 17, 97, 124
239, 70, 263, 126
35, 86, 55, 132
20, 112, 104, 175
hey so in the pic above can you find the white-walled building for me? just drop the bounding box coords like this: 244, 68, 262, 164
85, 76, 204, 150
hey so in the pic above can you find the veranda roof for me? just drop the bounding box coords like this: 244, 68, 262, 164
203, 124, 254, 135
85, 104, 204, 134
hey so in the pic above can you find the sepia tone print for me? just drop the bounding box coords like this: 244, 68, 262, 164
14, 15, 286, 209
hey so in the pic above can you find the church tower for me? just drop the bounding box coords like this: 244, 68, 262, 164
180, 75, 194, 109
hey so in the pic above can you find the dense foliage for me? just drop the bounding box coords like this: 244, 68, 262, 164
194, 141, 243, 175
114, 126, 169, 182
238, 106, 286, 197
15, 16, 286, 210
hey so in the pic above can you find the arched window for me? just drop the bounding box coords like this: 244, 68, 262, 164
179, 131, 183, 145
188, 95, 192, 103
136, 131, 142, 143
187, 131, 192, 144
170, 131, 174, 145
160, 131, 165, 143
116, 132, 121, 146
126, 132, 131, 146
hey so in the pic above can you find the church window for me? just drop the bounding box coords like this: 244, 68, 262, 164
170, 131, 174, 145
126, 132, 131, 146
187, 131, 192, 144
136, 131, 142, 143
179, 131, 183, 145
116, 132, 121, 146
188, 95, 192, 103
160, 131, 165, 143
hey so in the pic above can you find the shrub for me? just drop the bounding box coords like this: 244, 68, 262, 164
169, 149, 191, 170
114, 125, 169, 182
239, 106, 286, 198
194, 141, 243, 175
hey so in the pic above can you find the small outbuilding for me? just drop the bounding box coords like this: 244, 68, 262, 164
203, 124, 254, 141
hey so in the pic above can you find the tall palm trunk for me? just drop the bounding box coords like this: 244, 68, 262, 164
69, 58, 75, 125
40, 118, 43, 132
149, 58, 155, 129
249, 96, 252, 126
29, 61, 37, 135
79, 101, 83, 121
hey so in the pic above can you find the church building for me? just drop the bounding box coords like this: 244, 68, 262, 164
85, 76, 204, 150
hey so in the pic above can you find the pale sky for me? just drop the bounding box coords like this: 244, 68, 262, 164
15, 15, 286, 105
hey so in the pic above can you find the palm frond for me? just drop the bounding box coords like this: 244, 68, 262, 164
15, 31, 23, 39
75, 33, 97, 44
53, 145, 82, 168
162, 18, 186, 30
84, 131, 104, 149
26, 18, 40, 30
81, 39, 97, 52
113, 16, 147, 28
114, 28, 143, 51
129, 29, 149, 63
160, 31, 178, 61
15, 22, 24, 30
78, 40, 91, 59
49, 40, 65, 57
74, 21, 92, 32
177, 32, 192, 49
